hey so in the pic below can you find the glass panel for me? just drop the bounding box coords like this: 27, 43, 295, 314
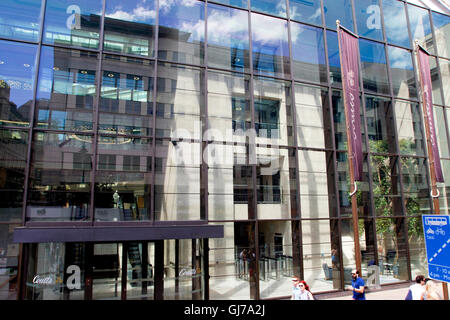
340, 219, 361, 284
291, 23, 327, 84
43, 0, 101, 49
337, 152, 372, 218
289, 0, 322, 26
94, 136, 152, 222
388, 46, 417, 100
0, 40, 37, 127
99, 55, 154, 136
299, 150, 336, 219
365, 95, 396, 154
375, 218, 409, 283
251, 0, 287, 18
394, 101, 425, 156
0, 0, 42, 42
209, 222, 257, 300
370, 156, 402, 217
24, 243, 86, 300
354, 0, 383, 41
207, 70, 251, 144
295, 84, 330, 149
382, 0, 410, 48
327, 31, 342, 86
36, 46, 97, 132
92, 243, 122, 300
207, 4, 250, 72
407, 4, 435, 55
158, 0, 205, 65
154, 139, 201, 221
253, 76, 293, 146
440, 59, 450, 106
432, 12, 450, 59
27, 132, 92, 222
104, 0, 156, 57
407, 217, 427, 277
359, 39, 389, 95
163, 239, 203, 300
209, 0, 248, 9
401, 157, 431, 216
302, 219, 336, 292
0, 129, 28, 222
258, 221, 293, 298
433, 106, 449, 159
439, 159, 450, 216
323, 0, 354, 31
0, 223, 20, 299
251, 13, 290, 78
126, 242, 154, 300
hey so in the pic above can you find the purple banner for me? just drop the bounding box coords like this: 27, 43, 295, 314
417, 47, 444, 183
338, 26, 363, 181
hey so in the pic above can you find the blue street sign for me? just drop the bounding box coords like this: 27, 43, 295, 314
422, 215, 450, 283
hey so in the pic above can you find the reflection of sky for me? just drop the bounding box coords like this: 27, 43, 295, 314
45, 0, 102, 31
388, 46, 413, 70
408, 4, 433, 41
158, 0, 204, 42
327, 31, 340, 68
0, 41, 37, 107
289, 0, 322, 25
432, 11, 450, 29
323, 0, 354, 31
382, 0, 410, 48
36, 46, 55, 101
291, 23, 325, 65
354, 0, 383, 40
207, 4, 248, 48
106, 0, 156, 23
212, 0, 248, 9
251, 13, 289, 57
359, 39, 386, 64
251, 0, 286, 18
0, 0, 41, 41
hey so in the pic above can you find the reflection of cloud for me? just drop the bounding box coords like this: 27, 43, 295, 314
389, 47, 412, 69
252, 14, 289, 45
106, 1, 155, 22
207, 9, 248, 46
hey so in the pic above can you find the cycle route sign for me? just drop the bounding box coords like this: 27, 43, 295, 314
422, 215, 450, 283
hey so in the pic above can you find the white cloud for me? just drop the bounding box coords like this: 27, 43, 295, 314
106, 1, 156, 22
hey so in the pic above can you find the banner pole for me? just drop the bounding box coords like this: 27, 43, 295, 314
415, 40, 448, 300
336, 20, 362, 277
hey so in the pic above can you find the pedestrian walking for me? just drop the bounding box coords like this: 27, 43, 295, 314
351, 269, 365, 300
405, 275, 426, 300
422, 279, 442, 300
291, 276, 314, 300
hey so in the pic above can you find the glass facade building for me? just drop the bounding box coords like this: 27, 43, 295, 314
0, 0, 449, 300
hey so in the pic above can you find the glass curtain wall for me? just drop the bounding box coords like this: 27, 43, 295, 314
0, 0, 449, 300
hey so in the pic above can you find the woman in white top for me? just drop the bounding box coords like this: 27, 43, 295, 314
292, 280, 314, 300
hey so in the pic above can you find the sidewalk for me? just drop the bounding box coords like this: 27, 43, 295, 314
319, 283, 411, 300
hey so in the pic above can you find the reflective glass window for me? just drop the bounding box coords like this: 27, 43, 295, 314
158, 0, 205, 65
94, 136, 152, 222
359, 39, 389, 95
155, 63, 202, 139
354, 0, 383, 41
0, 0, 42, 42
43, 0, 101, 49
432, 12, 450, 59
104, 0, 156, 57
429, 57, 443, 105
433, 106, 449, 159
291, 23, 327, 84
323, 0, 354, 31
0, 129, 28, 222
27, 132, 92, 222
209, 0, 248, 9
251, 13, 290, 78
388, 46, 417, 100
0, 40, 37, 127
365, 95, 396, 154
155, 139, 201, 221
207, 4, 250, 73
407, 4, 435, 55
401, 157, 431, 216
394, 101, 425, 156
36, 46, 97, 132
295, 84, 330, 149
407, 217, 428, 276
382, 0, 409, 48
440, 59, 450, 106
99, 55, 154, 136
326, 31, 342, 86
289, 0, 322, 26
251, 0, 286, 18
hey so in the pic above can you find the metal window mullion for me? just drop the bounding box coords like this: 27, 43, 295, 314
89, 0, 106, 225
22, 0, 48, 226
202, 0, 209, 222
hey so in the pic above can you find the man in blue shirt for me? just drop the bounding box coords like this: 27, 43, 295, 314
351, 269, 365, 300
